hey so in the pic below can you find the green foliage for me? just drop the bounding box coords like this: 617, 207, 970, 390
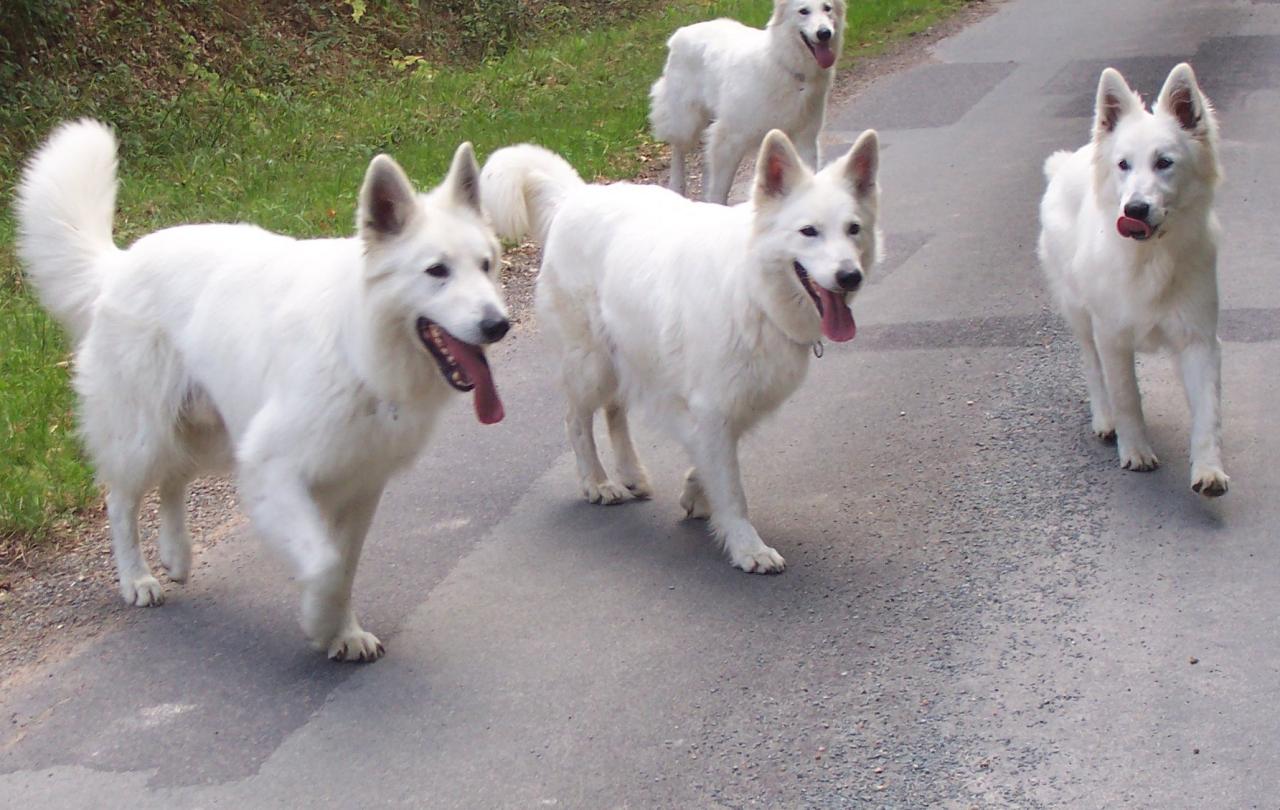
0, 0, 966, 544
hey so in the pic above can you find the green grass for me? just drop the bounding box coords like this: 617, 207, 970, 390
0, 0, 968, 547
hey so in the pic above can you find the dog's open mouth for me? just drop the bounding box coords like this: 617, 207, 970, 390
417, 317, 504, 424
1116, 216, 1155, 241
800, 33, 836, 70
793, 261, 856, 342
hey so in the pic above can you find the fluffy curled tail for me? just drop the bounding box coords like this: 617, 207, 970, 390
480, 144, 583, 244
1042, 149, 1073, 181
15, 119, 120, 344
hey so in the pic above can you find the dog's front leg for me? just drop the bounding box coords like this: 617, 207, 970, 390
686, 415, 786, 573
1179, 339, 1229, 496
1096, 333, 1159, 471
703, 124, 748, 205
793, 123, 821, 170
307, 488, 386, 661
239, 461, 379, 661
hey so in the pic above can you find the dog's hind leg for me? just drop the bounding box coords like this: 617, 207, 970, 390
1068, 311, 1115, 441
567, 404, 633, 505
559, 341, 633, 505
157, 474, 195, 582
1179, 339, 1229, 497
684, 415, 785, 573
605, 402, 652, 499
1096, 335, 1159, 471
106, 485, 166, 606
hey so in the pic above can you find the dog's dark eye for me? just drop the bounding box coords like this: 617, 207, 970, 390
1155, 156, 1174, 170
425, 263, 449, 278
799, 225, 819, 237
1118, 159, 1131, 171
798, 7, 810, 15
481, 258, 491, 274
847, 222, 861, 236
823, 3, 832, 10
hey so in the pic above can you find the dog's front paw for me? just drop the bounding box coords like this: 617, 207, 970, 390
327, 629, 385, 663
1092, 422, 1117, 444
1190, 464, 1229, 497
1118, 442, 1159, 472
730, 545, 787, 574
679, 469, 711, 519
122, 575, 165, 607
582, 479, 634, 505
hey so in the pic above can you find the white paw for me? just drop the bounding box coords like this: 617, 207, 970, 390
122, 575, 165, 607
1119, 442, 1159, 472
679, 470, 711, 519
729, 545, 787, 574
582, 479, 634, 505
327, 629, 385, 663
1092, 421, 1116, 443
1190, 463, 1229, 497
160, 545, 192, 583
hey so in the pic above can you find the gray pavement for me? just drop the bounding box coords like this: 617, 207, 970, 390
4, 0, 1280, 806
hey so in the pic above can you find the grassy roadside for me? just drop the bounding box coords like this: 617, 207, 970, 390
0, 0, 970, 551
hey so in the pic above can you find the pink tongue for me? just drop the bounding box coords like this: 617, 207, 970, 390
813, 42, 836, 69
1116, 216, 1152, 239
440, 333, 504, 425
816, 286, 856, 342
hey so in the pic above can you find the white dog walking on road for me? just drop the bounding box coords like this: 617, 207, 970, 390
481, 128, 879, 572
1038, 63, 1229, 496
650, 0, 846, 204
16, 120, 511, 660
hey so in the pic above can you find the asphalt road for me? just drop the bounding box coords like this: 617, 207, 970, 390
4, 0, 1280, 806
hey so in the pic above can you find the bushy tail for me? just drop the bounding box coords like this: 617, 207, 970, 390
15, 119, 120, 344
1042, 149, 1073, 181
480, 144, 583, 244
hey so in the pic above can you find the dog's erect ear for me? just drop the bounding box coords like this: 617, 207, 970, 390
443, 142, 483, 215
842, 129, 879, 200
359, 154, 416, 240
754, 130, 808, 204
1157, 63, 1210, 135
1094, 68, 1140, 138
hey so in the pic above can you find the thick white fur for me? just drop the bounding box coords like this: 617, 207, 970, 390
650, 0, 846, 204
482, 129, 880, 572
1038, 64, 1229, 496
15, 119, 510, 660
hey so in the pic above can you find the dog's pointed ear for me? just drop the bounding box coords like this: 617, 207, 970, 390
1094, 68, 1140, 138
842, 129, 879, 201
754, 130, 808, 204
1157, 62, 1211, 136
443, 142, 483, 215
358, 154, 417, 241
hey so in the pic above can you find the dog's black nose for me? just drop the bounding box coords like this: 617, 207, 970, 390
479, 316, 510, 343
835, 268, 863, 291
1124, 201, 1151, 221
816, 27, 833, 42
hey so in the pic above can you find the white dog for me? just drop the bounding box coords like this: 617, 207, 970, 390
16, 120, 511, 660
650, 0, 846, 204
481, 128, 879, 572
1038, 63, 1229, 496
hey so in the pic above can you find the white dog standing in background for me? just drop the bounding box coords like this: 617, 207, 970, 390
1038, 63, 1229, 497
650, 0, 846, 204
16, 120, 511, 660
481, 128, 879, 572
